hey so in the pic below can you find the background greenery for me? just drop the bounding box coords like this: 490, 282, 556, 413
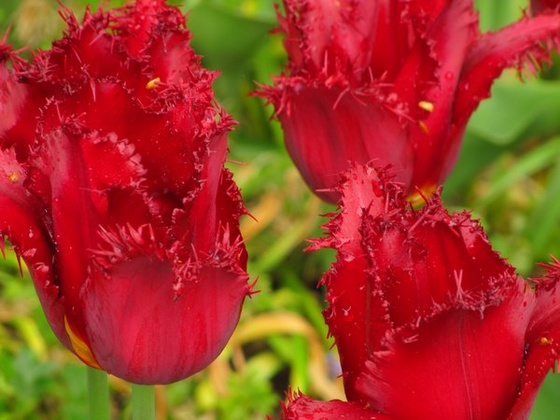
1, 0, 560, 418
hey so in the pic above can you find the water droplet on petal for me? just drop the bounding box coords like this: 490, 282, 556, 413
23, 248, 37, 258
342, 306, 354, 323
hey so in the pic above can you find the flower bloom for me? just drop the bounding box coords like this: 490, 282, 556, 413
0, 0, 250, 384
258, 0, 560, 203
281, 163, 560, 419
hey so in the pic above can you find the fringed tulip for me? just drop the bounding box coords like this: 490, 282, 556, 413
0, 0, 251, 384
280, 163, 560, 419
258, 0, 560, 203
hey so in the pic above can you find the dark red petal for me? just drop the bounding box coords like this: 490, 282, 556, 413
405, 0, 451, 22
531, 0, 560, 14
374, 205, 515, 326
314, 165, 403, 400
508, 261, 560, 417
19, 3, 234, 200
456, 14, 560, 129
168, 167, 248, 298
278, 0, 380, 85
79, 133, 146, 193
0, 53, 24, 137
392, 0, 477, 105
0, 50, 37, 158
0, 148, 68, 347
402, 0, 478, 190
366, 2, 408, 80
32, 128, 149, 316
83, 254, 248, 384
265, 84, 411, 203
110, 0, 185, 55
357, 278, 534, 419
280, 392, 388, 420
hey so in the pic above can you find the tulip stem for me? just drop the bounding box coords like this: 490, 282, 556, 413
131, 384, 155, 420
87, 368, 110, 420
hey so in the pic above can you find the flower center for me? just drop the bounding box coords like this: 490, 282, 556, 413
407, 184, 438, 208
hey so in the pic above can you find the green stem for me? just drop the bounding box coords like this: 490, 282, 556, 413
88, 367, 110, 420
131, 384, 155, 420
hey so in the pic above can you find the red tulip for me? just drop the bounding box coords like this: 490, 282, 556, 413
258, 0, 560, 203
281, 163, 560, 419
0, 1, 250, 384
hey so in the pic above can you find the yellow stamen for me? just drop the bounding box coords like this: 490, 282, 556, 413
64, 317, 101, 369
419, 100, 434, 113
407, 184, 438, 208
145, 77, 161, 90
418, 120, 429, 134
539, 337, 553, 346
7, 171, 18, 183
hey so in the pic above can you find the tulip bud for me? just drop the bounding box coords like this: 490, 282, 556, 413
0, 0, 251, 384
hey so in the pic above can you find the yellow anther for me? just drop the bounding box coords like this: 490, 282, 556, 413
407, 184, 438, 209
539, 337, 554, 346
145, 77, 161, 90
418, 120, 429, 134
419, 100, 434, 113
7, 171, 18, 183
64, 317, 101, 369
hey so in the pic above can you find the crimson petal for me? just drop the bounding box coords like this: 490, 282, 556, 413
456, 13, 560, 128
280, 392, 389, 420
358, 279, 534, 419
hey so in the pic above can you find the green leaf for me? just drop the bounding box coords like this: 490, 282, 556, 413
469, 78, 560, 145
474, 137, 560, 208
185, 2, 276, 71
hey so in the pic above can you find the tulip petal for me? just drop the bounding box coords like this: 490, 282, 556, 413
0, 148, 68, 347
357, 278, 533, 419
281, 392, 389, 420
508, 261, 560, 417
0, 43, 37, 156
531, 0, 560, 15
399, 0, 478, 189
32, 127, 148, 314
83, 250, 248, 384
456, 13, 560, 128
277, 84, 413, 202
278, 0, 378, 84
309, 165, 399, 398
19, 4, 234, 201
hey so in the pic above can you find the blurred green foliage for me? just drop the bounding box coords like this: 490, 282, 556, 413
1, 0, 560, 418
